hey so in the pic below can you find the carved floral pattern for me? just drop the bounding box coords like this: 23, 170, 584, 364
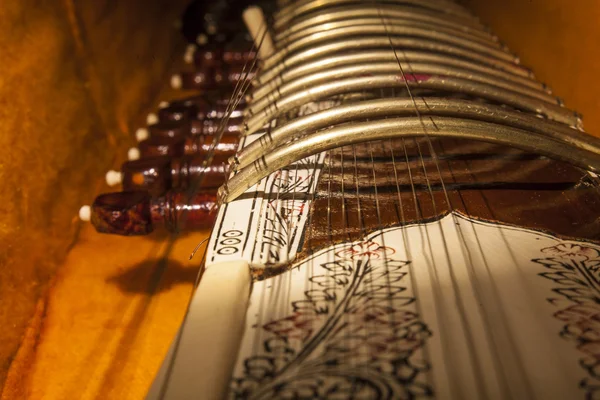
334, 240, 396, 260
534, 242, 600, 397
541, 243, 600, 262
231, 241, 432, 399
232, 225, 600, 398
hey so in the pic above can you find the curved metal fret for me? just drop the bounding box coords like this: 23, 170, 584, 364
247, 61, 556, 115
278, 17, 501, 49
274, 0, 476, 29
232, 97, 597, 170
252, 50, 545, 98
220, 116, 600, 202
242, 74, 578, 135
275, 4, 495, 42
257, 36, 532, 83
262, 24, 517, 69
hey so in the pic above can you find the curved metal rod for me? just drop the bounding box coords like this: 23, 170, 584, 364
258, 37, 532, 83
234, 98, 594, 170
276, 0, 471, 19
253, 51, 544, 100
221, 117, 600, 203
243, 74, 578, 135
247, 62, 556, 114
275, 5, 494, 42
278, 17, 501, 51
262, 25, 517, 69
274, 0, 476, 30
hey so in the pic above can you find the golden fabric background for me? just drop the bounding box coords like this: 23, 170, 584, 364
0, 0, 187, 390
461, 0, 600, 135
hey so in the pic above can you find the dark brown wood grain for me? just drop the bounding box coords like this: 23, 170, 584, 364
304, 137, 600, 254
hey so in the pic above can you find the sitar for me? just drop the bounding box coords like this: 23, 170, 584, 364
85, 0, 600, 398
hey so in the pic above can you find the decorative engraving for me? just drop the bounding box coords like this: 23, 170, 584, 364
534, 242, 600, 397
230, 240, 432, 399
227, 214, 597, 398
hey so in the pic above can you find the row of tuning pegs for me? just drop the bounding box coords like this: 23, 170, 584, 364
80, 22, 254, 236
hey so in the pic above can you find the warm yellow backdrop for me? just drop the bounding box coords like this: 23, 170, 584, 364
0, 0, 188, 392
460, 0, 600, 137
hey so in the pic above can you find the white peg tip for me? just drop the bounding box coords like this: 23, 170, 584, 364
146, 112, 159, 125
170, 74, 182, 90
158, 101, 169, 109
184, 44, 196, 64
196, 34, 208, 45
79, 205, 91, 222
128, 147, 140, 161
105, 170, 123, 186
135, 127, 149, 142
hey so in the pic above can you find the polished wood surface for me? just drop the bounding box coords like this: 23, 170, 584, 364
305, 139, 600, 255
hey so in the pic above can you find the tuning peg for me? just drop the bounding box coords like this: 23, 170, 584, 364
103, 154, 229, 196
85, 189, 217, 236
149, 120, 192, 139
138, 133, 239, 159
158, 104, 198, 122
105, 170, 123, 187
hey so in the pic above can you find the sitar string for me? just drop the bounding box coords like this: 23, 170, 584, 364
350, 142, 368, 375
388, 136, 434, 391
188, 14, 268, 210
157, 19, 272, 399
401, 11, 536, 395
456, 132, 567, 396
184, 17, 269, 247
367, 139, 397, 355
375, 3, 490, 398
244, 17, 325, 383
384, 3, 547, 396
260, 143, 286, 338
437, 138, 529, 398
338, 142, 352, 375
400, 133, 463, 397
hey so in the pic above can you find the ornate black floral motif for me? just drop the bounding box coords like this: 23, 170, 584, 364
533, 242, 600, 397
335, 241, 396, 260
231, 240, 432, 399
